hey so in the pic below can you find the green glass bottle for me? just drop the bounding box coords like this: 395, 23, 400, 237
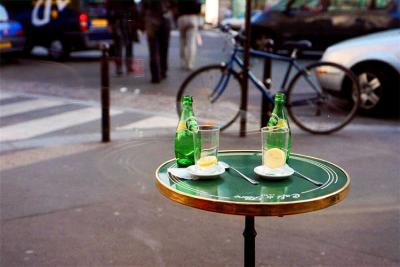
267, 92, 292, 160
175, 96, 199, 167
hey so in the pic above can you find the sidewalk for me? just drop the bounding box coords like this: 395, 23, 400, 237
1, 127, 399, 266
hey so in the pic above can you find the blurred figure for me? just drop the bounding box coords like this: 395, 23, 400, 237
175, 0, 202, 71
107, 0, 139, 76
141, 0, 173, 83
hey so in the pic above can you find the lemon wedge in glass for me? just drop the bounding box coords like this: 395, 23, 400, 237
198, 156, 218, 167
264, 148, 286, 169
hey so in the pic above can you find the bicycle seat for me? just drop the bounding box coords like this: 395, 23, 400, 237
282, 40, 312, 50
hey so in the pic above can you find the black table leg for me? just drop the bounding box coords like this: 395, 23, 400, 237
243, 216, 257, 267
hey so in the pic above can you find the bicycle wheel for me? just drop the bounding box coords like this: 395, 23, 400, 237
176, 64, 243, 131
286, 61, 360, 134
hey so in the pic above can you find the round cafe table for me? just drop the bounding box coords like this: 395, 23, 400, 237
155, 150, 350, 267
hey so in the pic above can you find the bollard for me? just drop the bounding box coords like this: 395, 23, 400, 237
260, 39, 274, 128
240, 0, 252, 137
100, 42, 110, 142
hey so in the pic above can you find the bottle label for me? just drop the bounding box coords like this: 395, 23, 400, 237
177, 120, 186, 131
186, 117, 199, 132
268, 113, 279, 126
270, 113, 278, 122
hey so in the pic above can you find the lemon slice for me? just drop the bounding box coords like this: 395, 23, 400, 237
264, 148, 286, 169
198, 156, 218, 167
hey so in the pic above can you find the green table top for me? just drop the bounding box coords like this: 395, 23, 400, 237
155, 150, 350, 216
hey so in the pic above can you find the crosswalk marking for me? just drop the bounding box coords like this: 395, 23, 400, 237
0, 98, 66, 118
0, 107, 123, 142
0, 92, 15, 100
116, 116, 177, 130
0, 93, 177, 143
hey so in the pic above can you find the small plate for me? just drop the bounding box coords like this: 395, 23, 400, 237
254, 164, 294, 180
187, 163, 225, 179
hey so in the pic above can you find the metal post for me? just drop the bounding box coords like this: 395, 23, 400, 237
100, 43, 110, 142
243, 216, 257, 267
261, 39, 274, 128
240, 0, 252, 137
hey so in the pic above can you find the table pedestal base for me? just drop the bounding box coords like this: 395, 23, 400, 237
243, 216, 257, 267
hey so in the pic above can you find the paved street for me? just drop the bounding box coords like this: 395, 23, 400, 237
1, 30, 399, 266
0, 91, 178, 152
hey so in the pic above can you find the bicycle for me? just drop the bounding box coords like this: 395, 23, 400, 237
176, 27, 360, 134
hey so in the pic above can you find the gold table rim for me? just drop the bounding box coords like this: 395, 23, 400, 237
155, 150, 350, 216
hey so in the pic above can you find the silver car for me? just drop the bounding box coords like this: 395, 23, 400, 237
320, 29, 400, 114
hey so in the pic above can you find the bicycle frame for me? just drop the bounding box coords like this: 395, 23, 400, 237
210, 45, 320, 105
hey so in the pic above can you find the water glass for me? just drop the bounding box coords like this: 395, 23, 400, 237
193, 125, 220, 168
261, 126, 290, 168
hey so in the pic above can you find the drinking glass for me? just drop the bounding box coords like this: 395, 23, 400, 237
193, 125, 220, 168
261, 126, 290, 169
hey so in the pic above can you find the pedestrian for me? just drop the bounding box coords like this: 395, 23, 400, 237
107, 0, 139, 76
140, 0, 173, 83
175, 0, 202, 71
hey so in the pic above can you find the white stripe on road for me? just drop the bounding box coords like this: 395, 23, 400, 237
117, 116, 177, 130
0, 99, 66, 117
0, 92, 16, 100
0, 107, 123, 142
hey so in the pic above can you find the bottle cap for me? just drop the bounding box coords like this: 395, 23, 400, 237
274, 92, 285, 103
182, 95, 193, 105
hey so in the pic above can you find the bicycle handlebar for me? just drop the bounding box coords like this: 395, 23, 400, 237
219, 24, 312, 55
219, 24, 273, 50
219, 25, 243, 45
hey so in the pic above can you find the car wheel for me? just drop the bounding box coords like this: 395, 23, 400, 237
354, 65, 400, 115
48, 39, 69, 60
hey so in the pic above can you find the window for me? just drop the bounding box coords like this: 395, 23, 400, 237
0, 4, 9, 21
269, 0, 308, 11
375, 0, 393, 8
329, 0, 368, 11
330, 0, 395, 11
83, 0, 107, 17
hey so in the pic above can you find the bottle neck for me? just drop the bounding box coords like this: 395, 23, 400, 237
268, 100, 288, 127
272, 101, 284, 114
181, 105, 195, 119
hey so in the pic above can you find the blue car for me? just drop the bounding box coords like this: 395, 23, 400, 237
0, 4, 25, 56
2, 0, 112, 60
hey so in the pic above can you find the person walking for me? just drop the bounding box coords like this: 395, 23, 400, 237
175, 0, 202, 71
107, 0, 139, 76
140, 0, 173, 83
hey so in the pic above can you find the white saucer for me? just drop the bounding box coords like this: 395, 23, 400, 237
187, 163, 225, 179
254, 164, 294, 180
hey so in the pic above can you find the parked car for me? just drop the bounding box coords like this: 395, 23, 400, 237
1, 0, 112, 60
319, 29, 400, 115
0, 4, 25, 57
251, 0, 400, 51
